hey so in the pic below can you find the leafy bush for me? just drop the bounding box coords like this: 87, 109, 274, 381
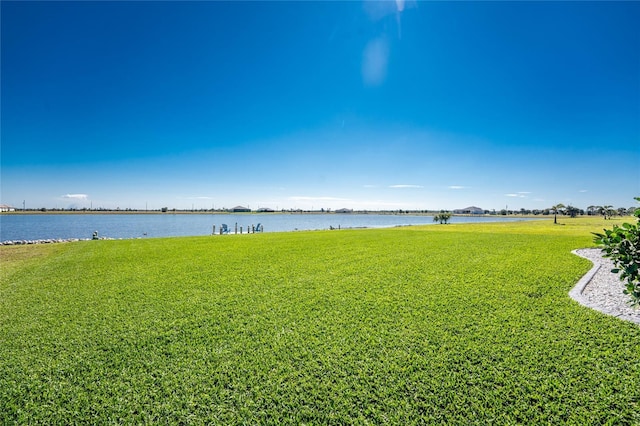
593, 197, 640, 307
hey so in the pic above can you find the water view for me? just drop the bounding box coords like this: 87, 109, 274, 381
0, 213, 530, 242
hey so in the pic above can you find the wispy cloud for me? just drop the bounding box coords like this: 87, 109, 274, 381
389, 184, 423, 189
505, 191, 531, 198
448, 185, 468, 190
579, 189, 588, 193
63, 194, 88, 199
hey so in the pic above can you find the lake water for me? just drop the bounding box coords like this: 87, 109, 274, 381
0, 213, 529, 242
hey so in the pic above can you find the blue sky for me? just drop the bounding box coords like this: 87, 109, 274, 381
2, 1, 639, 211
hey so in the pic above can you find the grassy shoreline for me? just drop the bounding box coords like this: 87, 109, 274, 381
2, 218, 638, 423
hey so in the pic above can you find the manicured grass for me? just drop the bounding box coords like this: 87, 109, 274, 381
1, 218, 639, 424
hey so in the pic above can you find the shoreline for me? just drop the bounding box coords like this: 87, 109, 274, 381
0, 224, 403, 245
0, 237, 117, 245
0, 214, 542, 243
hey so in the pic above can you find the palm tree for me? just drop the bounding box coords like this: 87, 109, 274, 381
550, 203, 565, 224
433, 212, 452, 224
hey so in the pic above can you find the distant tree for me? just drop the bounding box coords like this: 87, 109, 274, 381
550, 203, 566, 224
566, 205, 579, 218
618, 207, 628, 217
600, 205, 615, 219
595, 206, 603, 217
587, 205, 598, 216
433, 212, 452, 224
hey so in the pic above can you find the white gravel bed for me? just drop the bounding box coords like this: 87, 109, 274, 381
571, 248, 640, 325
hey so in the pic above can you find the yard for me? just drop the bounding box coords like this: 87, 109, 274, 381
1, 218, 638, 424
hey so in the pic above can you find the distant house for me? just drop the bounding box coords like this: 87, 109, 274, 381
257, 207, 274, 213
453, 206, 484, 215
0, 204, 15, 212
229, 206, 251, 212
335, 208, 353, 214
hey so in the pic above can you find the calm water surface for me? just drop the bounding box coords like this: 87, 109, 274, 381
0, 213, 529, 241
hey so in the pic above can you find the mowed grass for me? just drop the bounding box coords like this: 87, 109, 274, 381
1, 218, 639, 424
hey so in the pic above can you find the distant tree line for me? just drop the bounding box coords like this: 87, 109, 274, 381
8, 205, 638, 217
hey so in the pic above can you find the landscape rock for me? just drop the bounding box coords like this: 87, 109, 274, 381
572, 248, 640, 325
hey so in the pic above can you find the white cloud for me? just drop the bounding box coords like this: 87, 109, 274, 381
448, 185, 467, 190
506, 192, 531, 198
579, 190, 588, 193
389, 184, 423, 188
63, 194, 88, 199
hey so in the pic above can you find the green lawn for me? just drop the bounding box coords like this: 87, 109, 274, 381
1, 218, 639, 424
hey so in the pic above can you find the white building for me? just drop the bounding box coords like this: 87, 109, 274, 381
453, 206, 484, 215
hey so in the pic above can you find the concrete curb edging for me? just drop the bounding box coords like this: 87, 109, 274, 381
570, 249, 640, 325
569, 249, 600, 302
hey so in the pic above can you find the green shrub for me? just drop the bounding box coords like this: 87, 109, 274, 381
593, 197, 640, 307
